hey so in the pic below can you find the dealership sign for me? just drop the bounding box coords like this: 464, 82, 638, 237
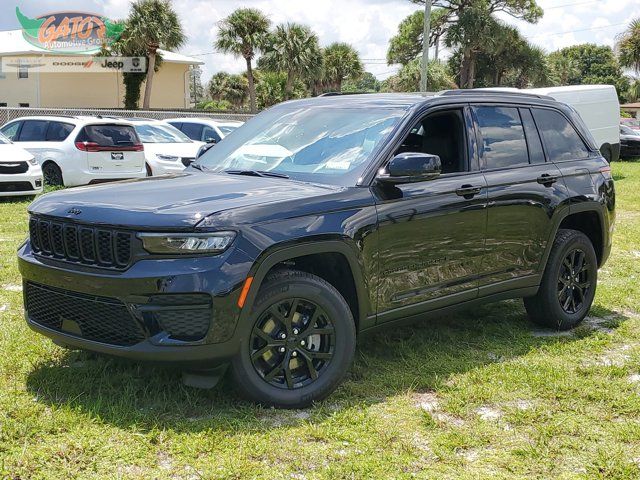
1, 56, 147, 73
16, 7, 124, 53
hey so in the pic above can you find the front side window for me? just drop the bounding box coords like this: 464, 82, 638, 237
202, 126, 221, 143
474, 106, 528, 169
0, 132, 11, 144
135, 124, 192, 143
532, 108, 590, 162
18, 120, 48, 141
1, 121, 21, 141
197, 106, 404, 186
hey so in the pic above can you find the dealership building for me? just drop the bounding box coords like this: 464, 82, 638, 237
0, 29, 202, 109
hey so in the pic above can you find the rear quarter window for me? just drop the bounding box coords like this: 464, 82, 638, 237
46, 121, 75, 142
532, 108, 590, 162
77, 124, 139, 147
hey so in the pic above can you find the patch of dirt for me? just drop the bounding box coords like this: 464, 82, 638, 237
0, 304, 7, 312
476, 406, 502, 421
587, 344, 637, 367
2, 284, 22, 292
531, 329, 574, 338
412, 391, 465, 427
257, 408, 311, 427
628, 374, 640, 384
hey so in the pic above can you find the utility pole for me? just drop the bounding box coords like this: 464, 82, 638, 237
420, 0, 432, 92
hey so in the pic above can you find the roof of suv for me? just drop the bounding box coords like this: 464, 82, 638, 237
6, 115, 136, 126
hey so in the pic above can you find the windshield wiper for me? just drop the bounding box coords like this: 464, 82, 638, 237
224, 169, 290, 179
190, 163, 207, 172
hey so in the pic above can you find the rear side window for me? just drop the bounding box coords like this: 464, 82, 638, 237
1, 121, 22, 141
46, 121, 74, 142
18, 120, 48, 141
167, 121, 182, 130
532, 109, 590, 162
77, 124, 138, 147
519, 108, 545, 164
180, 123, 204, 141
474, 106, 529, 169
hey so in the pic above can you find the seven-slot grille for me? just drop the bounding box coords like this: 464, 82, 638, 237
29, 216, 133, 269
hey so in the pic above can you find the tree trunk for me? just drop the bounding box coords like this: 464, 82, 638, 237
467, 53, 476, 89
246, 57, 257, 113
459, 47, 471, 88
142, 50, 156, 109
434, 36, 440, 60
285, 71, 294, 100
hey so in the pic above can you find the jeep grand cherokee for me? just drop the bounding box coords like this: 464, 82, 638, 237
18, 91, 615, 408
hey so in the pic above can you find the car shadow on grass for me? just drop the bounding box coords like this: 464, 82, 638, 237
25, 299, 629, 433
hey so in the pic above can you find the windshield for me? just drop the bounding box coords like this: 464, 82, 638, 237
0, 132, 10, 144
196, 106, 404, 186
219, 125, 240, 136
135, 123, 193, 143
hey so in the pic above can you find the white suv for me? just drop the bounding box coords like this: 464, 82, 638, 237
164, 118, 244, 144
0, 116, 145, 187
0, 132, 43, 197
126, 118, 204, 175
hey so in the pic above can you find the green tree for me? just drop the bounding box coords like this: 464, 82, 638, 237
617, 18, 640, 75
409, 0, 543, 88
215, 8, 270, 113
207, 71, 248, 109
322, 42, 364, 92
382, 59, 456, 92
547, 55, 580, 85
547, 44, 630, 99
387, 8, 448, 65
125, 0, 185, 109
259, 23, 322, 100
342, 72, 381, 93
255, 70, 307, 108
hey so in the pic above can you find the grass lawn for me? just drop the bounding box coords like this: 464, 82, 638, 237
1, 162, 639, 479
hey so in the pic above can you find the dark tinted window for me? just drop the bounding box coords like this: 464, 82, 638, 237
202, 126, 221, 142
46, 121, 74, 141
1, 121, 22, 140
532, 108, 590, 162
474, 107, 528, 169
520, 108, 545, 164
77, 124, 138, 146
18, 120, 48, 141
180, 123, 204, 141
166, 121, 182, 130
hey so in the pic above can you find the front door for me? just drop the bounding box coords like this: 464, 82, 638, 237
374, 107, 488, 321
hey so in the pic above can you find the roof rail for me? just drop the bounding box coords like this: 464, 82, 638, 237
318, 91, 370, 97
437, 89, 552, 100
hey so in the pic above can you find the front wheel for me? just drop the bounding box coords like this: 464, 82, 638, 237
524, 229, 597, 330
231, 269, 356, 408
42, 162, 63, 186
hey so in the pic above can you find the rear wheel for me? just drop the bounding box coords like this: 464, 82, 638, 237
231, 269, 356, 408
524, 229, 597, 330
42, 162, 63, 186
145, 163, 153, 177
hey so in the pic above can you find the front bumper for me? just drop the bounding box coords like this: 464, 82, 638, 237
0, 168, 43, 196
18, 241, 252, 366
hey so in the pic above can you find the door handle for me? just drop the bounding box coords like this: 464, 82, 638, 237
537, 173, 558, 186
456, 184, 482, 198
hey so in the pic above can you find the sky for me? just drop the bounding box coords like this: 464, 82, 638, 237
1, 0, 639, 83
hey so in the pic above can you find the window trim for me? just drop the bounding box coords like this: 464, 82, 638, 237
518, 107, 546, 165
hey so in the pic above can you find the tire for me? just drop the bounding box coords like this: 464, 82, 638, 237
42, 162, 63, 186
231, 269, 356, 408
524, 229, 597, 330
146, 163, 153, 177
601, 144, 612, 163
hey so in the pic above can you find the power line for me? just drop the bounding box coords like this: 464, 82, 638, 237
525, 20, 628, 39
544, 0, 597, 10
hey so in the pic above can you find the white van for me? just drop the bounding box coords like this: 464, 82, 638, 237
528, 85, 621, 162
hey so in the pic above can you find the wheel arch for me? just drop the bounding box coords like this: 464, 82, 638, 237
41, 159, 64, 185
239, 240, 371, 333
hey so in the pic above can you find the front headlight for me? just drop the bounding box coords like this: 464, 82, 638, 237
27, 157, 38, 166
138, 231, 236, 254
156, 154, 181, 162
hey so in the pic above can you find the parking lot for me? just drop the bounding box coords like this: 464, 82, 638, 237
1, 160, 639, 478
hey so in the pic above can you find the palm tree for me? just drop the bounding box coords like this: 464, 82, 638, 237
617, 18, 640, 74
215, 8, 270, 113
322, 43, 364, 92
259, 23, 323, 100
125, 0, 185, 109
208, 71, 248, 108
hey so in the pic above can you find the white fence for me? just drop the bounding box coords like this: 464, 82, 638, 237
0, 107, 253, 125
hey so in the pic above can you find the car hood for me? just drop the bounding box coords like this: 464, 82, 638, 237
142, 141, 204, 158
28, 171, 340, 229
0, 143, 35, 163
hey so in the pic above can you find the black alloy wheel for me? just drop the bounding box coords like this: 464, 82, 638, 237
557, 248, 591, 314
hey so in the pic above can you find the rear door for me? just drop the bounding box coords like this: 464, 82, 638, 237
14, 120, 50, 162
76, 123, 144, 173
177, 122, 205, 142
473, 105, 567, 290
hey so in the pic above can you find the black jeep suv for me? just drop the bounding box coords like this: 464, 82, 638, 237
18, 91, 615, 407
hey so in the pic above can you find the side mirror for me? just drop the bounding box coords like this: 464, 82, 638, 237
377, 152, 441, 184
196, 143, 215, 159
204, 137, 217, 144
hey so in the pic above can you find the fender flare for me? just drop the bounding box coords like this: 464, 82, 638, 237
238, 240, 372, 332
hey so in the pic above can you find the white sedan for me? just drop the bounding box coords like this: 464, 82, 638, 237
128, 119, 205, 176
0, 132, 42, 197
